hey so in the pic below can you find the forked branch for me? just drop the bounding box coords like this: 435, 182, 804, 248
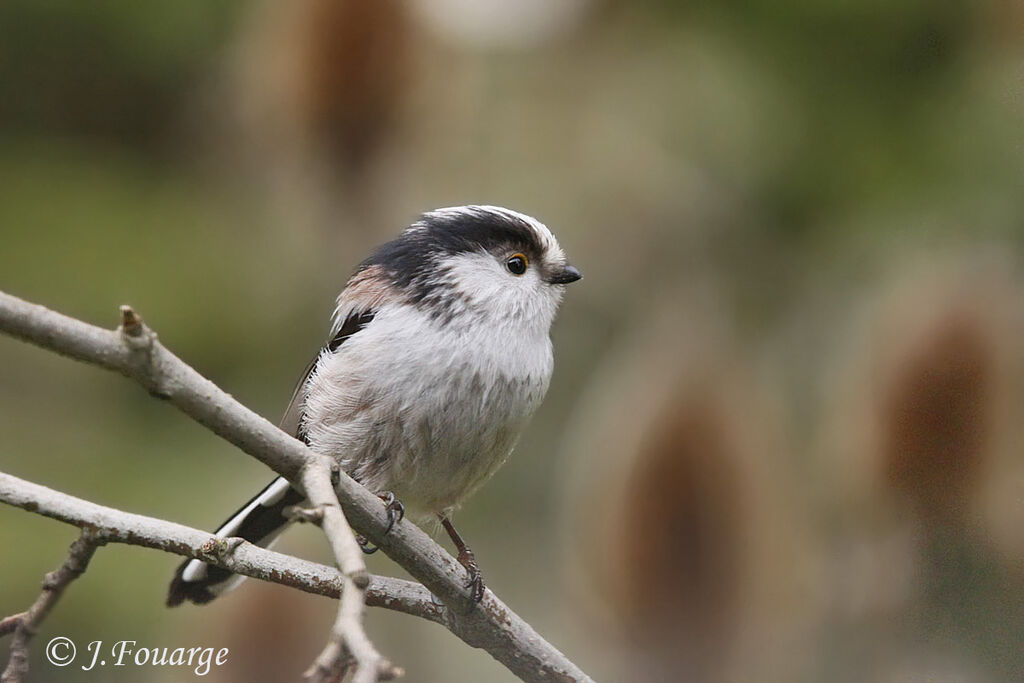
2, 530, 102, 683
0, 290, 590, 682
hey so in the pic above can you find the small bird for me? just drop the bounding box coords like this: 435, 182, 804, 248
168, 205, 581, 606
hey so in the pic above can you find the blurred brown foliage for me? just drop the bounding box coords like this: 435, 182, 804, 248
880, 307, 996, 524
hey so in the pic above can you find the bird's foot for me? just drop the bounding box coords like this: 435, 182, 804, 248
377, 491, 405, 535
440, 516, 485, 607
354, 492, 404, 554
457, 546, 485, 605
356, 532, 380, 557
355, 535, 378, 554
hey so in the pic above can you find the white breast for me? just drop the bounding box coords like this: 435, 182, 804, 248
301, 302, 553, 518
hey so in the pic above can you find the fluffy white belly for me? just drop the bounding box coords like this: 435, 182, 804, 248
301, 305, 552, 518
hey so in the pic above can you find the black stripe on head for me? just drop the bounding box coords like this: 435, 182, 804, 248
358, 207, 546, 295
415, 207, 544, 261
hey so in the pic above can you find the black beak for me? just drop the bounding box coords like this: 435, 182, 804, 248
547, 264, 582, 285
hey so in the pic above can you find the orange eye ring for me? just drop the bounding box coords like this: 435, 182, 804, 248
506, 253, 528, 275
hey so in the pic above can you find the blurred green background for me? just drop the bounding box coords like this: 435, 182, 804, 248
3, 1, 1024, 681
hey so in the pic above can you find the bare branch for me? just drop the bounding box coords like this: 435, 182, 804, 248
0, 472, 437, 619
0, 466, 527, 683
2, 530, 102, 683
300, 463, 401, 683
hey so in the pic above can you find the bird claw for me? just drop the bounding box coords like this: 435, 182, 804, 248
457, 547, 485, 605
354, 493, 404, 554
378, 491, 405, 535
440, 516, 484, 608
356, 534, 379, 555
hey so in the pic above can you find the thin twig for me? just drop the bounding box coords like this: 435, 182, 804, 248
0, 290, 592, 682
300, 463, 401, 683
0, 472, 439, 621
1, 530, 102, 683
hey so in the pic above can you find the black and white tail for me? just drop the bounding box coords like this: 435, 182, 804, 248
166, 477, 305, 606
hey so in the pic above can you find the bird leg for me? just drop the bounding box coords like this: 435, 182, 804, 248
440, 516, 484, 605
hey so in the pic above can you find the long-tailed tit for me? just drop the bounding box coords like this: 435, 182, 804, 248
168, 205, 581, 606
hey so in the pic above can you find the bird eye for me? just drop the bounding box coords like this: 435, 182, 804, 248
506, 253, 528, 275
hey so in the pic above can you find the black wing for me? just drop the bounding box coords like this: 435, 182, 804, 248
279, 310, 377, 442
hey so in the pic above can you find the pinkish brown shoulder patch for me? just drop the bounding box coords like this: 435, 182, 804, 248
336, 265, 403, 313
